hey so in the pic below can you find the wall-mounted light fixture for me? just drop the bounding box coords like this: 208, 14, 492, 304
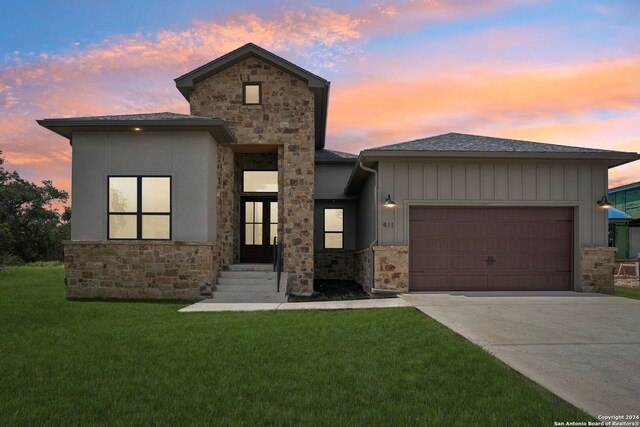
132, 127, 142, 132
596, 196, 613, 208
383, 194, 396, 208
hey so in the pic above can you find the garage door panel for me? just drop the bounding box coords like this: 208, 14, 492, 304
452, 223, 487, 237
492, 255, 531, 270
532, 237, 572, 252
411, 238, 450, 252
410, 255, 449, 271
411, 223, 450, 237
490, 223, 531, 238
488, 238, 533, 253
410, 208, 449, 222
451, 276, 488, 289
531, 254, 572, 270
410, 275, 450, 291
409, 206, 572, 291
452, 238, 487, 252
451, 256, 488, 270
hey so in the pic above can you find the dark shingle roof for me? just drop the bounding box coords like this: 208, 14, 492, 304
61, 112, 216, 121
315, 149, 357, 163
367, 132, 616, 153
37, 111, 233, 142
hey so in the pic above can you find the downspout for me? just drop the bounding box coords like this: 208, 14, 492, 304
357, 162, 378, 292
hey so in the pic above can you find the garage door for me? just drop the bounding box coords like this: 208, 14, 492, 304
409, 207, 573, 291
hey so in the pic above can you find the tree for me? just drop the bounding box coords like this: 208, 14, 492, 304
0, 150, 70, 263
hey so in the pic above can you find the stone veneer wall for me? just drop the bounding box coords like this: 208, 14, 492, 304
190, 57, 315, 295
373, 246, 409, 292
63, 241, 217, 300
581, 246, 617, 294
354, 249, 372, 292
314, 250, 354, 280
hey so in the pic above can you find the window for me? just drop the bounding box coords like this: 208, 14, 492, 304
243, 82, 261, 105
108, 176, 171, 240
324, 208, 343, 249
243, 171, 278, 193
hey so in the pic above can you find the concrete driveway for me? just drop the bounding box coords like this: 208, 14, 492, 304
401, 292, 640, 418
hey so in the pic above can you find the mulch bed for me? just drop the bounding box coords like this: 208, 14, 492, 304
288, 279, 384, 302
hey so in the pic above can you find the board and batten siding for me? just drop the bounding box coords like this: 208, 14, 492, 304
377, 160, 608, 248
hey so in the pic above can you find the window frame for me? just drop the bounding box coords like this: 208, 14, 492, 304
323, 207, 344, 249
242, 170, 278, 194
242, 82, 262, 105
107, 175, 172, 241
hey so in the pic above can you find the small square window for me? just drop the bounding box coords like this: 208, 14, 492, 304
243, 82, 261, 105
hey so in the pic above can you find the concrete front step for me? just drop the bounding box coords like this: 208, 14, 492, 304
211, 291, 287, 303
216, 283, 280, 292
226, 264, 273, 272
219, 271, 275, 279
218, 278, 276, 287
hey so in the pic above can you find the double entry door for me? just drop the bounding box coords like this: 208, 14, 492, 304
240, 196, 278, 263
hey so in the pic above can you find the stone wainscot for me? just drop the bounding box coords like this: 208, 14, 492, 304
63, 241, 218, 300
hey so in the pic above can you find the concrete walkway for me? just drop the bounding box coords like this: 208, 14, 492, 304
179, 297, 410, 312
401, 291, 640, 418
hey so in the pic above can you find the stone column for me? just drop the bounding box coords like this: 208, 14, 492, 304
581, 246, 617, 294
281, 143, 314, 295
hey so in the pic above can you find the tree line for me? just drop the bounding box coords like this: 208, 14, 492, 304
0, 150, 70, 265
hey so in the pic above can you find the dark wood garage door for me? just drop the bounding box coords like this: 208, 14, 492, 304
409, 207, 573, 291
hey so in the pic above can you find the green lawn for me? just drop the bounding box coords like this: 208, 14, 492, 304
0, 266, 589, 426
615, 286, 640, 300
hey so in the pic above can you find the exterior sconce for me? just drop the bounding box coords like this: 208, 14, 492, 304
596, 196, 613, 209
383, 194, 396, 207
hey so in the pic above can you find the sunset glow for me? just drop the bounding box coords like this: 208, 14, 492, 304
1, 0, 639, 199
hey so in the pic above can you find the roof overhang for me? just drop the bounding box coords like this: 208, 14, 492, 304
174, 43, 329, 149
344, 150, 640, 195
37, 118, 235, 144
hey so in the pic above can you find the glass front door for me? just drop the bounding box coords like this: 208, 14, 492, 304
240, 197, 277, 263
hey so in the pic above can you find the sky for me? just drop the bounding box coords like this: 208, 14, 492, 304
1, 0, 639, 202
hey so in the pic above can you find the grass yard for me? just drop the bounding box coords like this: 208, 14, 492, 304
1, 266, 590, 426
615, 286, 640, 300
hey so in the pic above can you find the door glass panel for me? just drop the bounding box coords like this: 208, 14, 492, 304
109, 215, 137, 239
243, 171, 278, 192
109, 177, 137, 212
270, 224, 277, 245
142, 177, 170, 213
254, 224, 263, 245
254, 202, 263, 222
245, 224, 254, 245
142, 215, 170, 239
270, 202, 278, 220
245, 202, 254, 222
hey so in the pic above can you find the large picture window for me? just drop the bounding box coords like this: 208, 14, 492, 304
108, 176, 171, 240
324, 208, 343, 249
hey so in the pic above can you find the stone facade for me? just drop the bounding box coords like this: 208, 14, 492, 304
581, 246, 617, 294
373, 246, 409, 292
63, 241, 217, 300
314, 250, 354, 280
354, 249, 372, 292
190, 57, 315, 295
